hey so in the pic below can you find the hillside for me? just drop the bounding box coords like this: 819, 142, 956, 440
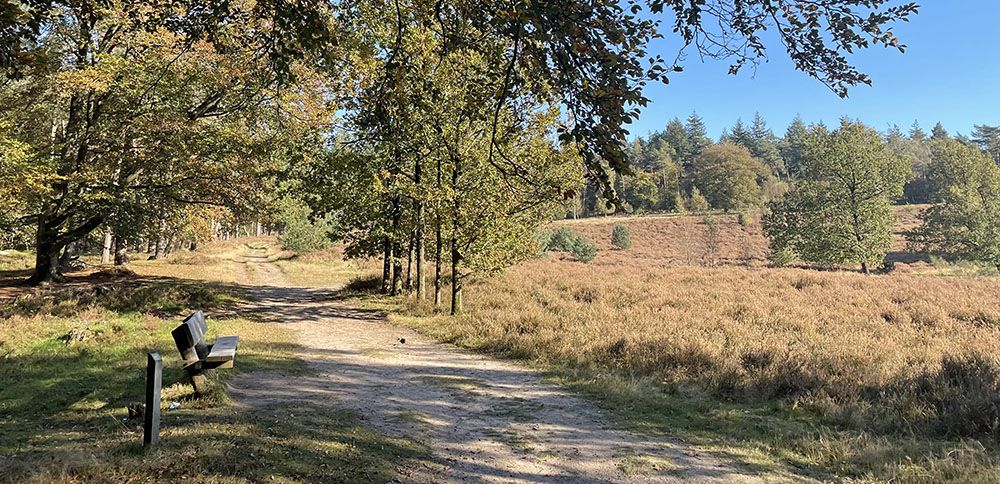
553, 205, 931, 271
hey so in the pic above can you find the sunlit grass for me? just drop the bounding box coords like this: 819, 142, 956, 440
363, 255, 1000, 481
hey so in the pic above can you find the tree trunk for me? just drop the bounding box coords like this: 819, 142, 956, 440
392, 241, 403, 296
114, 236, 129, 266
405, 234, 414, 292
434, 156, 442, 306
28, 219, 63, 285
381, 236, 393, 293
58, 242, 77, 270
861, 261, 870, 275
434, 219, 442, 307
101, 230, 113, 264
154, 236, 167, 260
414, 157, 425, 300
390, 197, 403, 296
450, 154, 462, 315
451, 244, 462, 315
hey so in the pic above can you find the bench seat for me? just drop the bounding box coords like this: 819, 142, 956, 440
206, 336, 239, 364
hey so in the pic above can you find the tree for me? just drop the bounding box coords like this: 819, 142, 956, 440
662, 118, 691, 168
750, 113, 785, 177
972, 125, 1000, 165
621, 172, 660, 212
685, 112, 712, 168
0, 3, 331, 283
2, 0, 921, 206
886, 125, 933, 204
909, 121, 927, 141
691, 143, 768, 211
724, 118, 753, 147
764, 122, 910, 273
611, 224, 632, 250
931, 122, 950, 140
914, 140, 1000, 270
780, 116, 810, 178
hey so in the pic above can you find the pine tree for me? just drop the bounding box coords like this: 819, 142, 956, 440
685, 112, 711, 167
780, 115, 810, 178
931, 122, 949, 140
725, 118, 753, 147
909, 120, 927, 141
663, 118, 690, 166
972, 125, 1000, 165
750, 113, 785, 177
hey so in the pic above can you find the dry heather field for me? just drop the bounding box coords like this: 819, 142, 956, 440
389, 207, 1000, 482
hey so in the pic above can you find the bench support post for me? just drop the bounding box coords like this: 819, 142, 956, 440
144, 352, 162, 448
188, 370, 208, 396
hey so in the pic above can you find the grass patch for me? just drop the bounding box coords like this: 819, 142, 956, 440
0, 264, 423, 482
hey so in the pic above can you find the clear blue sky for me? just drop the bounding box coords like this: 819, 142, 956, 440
632, 1, 1000, 140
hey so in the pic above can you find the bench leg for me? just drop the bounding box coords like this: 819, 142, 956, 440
187, 369, 208, 396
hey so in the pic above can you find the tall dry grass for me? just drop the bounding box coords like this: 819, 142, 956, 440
404, 259, 1000, 440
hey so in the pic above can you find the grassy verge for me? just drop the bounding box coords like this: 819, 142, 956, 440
348, 260, 1000, 482
0, 264, 423, 482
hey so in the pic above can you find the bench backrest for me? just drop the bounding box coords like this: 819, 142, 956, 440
172, 310, 209, 363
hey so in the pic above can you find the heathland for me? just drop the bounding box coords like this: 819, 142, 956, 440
376, 209, 1000, 482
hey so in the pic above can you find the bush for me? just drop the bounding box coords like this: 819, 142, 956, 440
534, 229, 554, 256
568, 236, 597, 262
737, 210, 758, 227
769, 246, 797, 267
546, 226, 597, 262
277, 198, 334, 253
687, 187, 710, 212
611, 224, 631, 250
547, 226, 576, 252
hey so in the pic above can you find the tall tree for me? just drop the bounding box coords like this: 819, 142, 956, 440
0, 4, 332, 283
915, 140, 1000, 271
931, 122, 950, 140
691, 143, 768, 211
909, 121, 927, 141
780, 115, 810, 178
663, 118, 690, 167
764, 122, 910, 273
685, 112, 712, 168
972, 125, 1000, 165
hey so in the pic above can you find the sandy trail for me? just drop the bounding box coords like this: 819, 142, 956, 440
228, 255, 766, 483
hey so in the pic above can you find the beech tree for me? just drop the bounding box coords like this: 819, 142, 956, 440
764, 122, 910, 273
0, 2, 334, 283
691, 143, 769, 211
914, 140, 1000, 270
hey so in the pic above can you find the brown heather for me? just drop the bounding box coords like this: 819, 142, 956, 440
398, 209, 1000, 444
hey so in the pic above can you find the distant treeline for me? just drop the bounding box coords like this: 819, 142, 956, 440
570, 113, 1000, 218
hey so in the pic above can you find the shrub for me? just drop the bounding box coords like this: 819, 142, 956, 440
545, 226, 597, 262
568, 236, 597, 262
611, 224, 631, 250
277, 198, 335, 253
547, 226, 576, 252
687, 187, 710, 212
534, 229, 554, 256
737, 210, 758, 227
702, 215, 720, 266
769, 246, 797, 267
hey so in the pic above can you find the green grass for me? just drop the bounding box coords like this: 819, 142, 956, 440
0, 276, 427, 483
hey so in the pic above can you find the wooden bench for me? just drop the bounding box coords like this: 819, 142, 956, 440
171, 310, 238, 394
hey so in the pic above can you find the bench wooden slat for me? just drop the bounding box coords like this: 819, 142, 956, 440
205, 336, 239, 363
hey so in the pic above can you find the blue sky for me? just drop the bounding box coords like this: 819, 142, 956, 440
631, 1, 1000, 140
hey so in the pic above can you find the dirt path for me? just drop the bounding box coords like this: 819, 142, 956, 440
228, 256, 768, 483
